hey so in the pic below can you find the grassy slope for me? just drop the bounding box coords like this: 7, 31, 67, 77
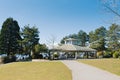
78, 59, 120, 76
0, 62, 72, 80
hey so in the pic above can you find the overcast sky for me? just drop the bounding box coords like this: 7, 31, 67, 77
0, 0, 119, 44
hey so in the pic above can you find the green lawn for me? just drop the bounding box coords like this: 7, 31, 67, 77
78, 59, 120, 76
0, 62, 72, 80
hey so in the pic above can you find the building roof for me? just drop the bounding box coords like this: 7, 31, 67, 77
64, 38, 78, 41
51, 44, 96, 52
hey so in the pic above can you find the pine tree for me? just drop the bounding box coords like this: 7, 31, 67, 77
0, 18, 21, 56
21, 25, 39, 55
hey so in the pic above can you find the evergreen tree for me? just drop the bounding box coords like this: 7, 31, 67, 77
107, 24, 120, 51
89, 26, 107, 43
90, 38, 106, 51
89, 26, 107, 50
78, 30, 87, 46
21, 25, 39, 55
0, 18, 21, 56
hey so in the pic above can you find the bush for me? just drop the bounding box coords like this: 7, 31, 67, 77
10, 56, 16, 62
97, 51, 103, 58
2, 56, 10, 63
39, 54, 43, 59
32, 53, 43, 59
83, 55, 87, 59
113, 51, 119, 58
53, 52, 59, 59
25, 57, 32, 61
1, 56, 16, 63
103, 51, 112, 58
53, 54, 59, 59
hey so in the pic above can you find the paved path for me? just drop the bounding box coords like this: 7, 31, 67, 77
61, 60, 120, 80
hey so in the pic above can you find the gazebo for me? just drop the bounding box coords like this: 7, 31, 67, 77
50, 44, 97, 59
49, 38, 97, 59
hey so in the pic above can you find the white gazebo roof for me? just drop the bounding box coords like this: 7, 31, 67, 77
51, 44, 96, 52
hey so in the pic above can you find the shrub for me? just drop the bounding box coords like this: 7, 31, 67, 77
103, 51, 112, 58
113, 51, 119, 58
53, 52, 59, 59
10, 56, 16, 62
83, 55, 87, 59
1, 56, 16, 63
25, 57, 32, 61
2, 56, 10, 63
39, 54, 43, 59
53, 54, 58, 59
97, 51, 103, 58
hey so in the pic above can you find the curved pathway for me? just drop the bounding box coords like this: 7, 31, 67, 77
61, 60, 120, 80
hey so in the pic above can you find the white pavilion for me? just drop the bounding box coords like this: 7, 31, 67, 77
49, 38, 97, 59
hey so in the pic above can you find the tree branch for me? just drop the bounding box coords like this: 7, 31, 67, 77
104, 4, 120, 17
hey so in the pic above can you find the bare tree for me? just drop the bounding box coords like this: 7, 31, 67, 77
101, 0, 120, 17
46, 35, 57, 49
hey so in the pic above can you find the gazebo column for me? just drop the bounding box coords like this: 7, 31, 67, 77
94, 51, 97, 58
65, 52, 68, 59
75, 52, 77, 59
86, 52, 89, 59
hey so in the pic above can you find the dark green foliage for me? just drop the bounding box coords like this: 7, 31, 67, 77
89, 24, 120, 58
1, 56, 16, 63
21, 25, 39, 55
32, 53, 41, 59
113, 51, 119, 58
89, 26, 107, 43
78, 30, 88, 46
89, 27, 107, 51
1, 56, 10, 63
103, 51, 112, 58
112, 49, 120, 58
39, 44, 48, 53
33, 44, 48, 59
0, 18, 21, 56
60, 36, 69, 44
90, 38, 106, 51
107, 24, 120, 51
53, 52, 59, 60
53, 54, 59, 59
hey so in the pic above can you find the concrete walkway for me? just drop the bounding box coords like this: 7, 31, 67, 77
61, 60, 120, 80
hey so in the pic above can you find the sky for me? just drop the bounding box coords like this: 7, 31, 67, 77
0, 0, 119, 44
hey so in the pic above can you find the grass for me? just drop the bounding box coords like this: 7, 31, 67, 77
0, 62, 72, 80
78, 59, 120, 76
